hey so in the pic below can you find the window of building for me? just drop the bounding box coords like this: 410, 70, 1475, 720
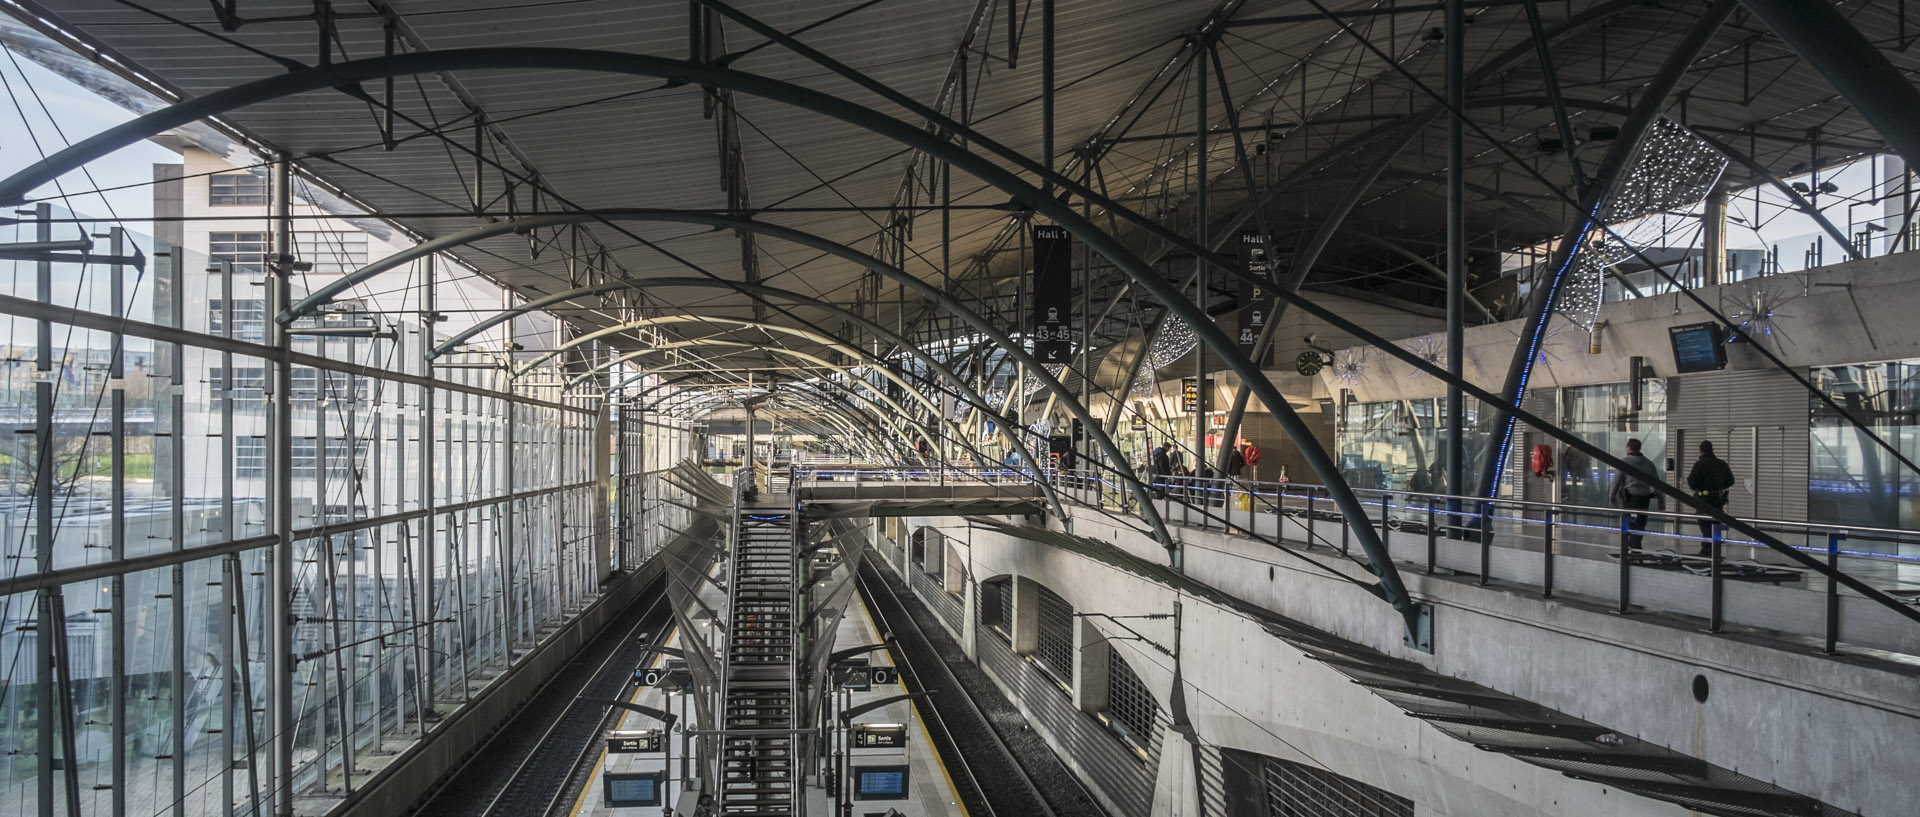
209, 232, 268, 275
979, 577, 1011, 644
324, 438, 367, 479
1033, 585, 1074, 689
291, 368, 370, 408
1810, 360, 1920, 531
208, 299, 267, 343
209, 366, 267, 409
1103, 650, 1157, 757
208, 173, 268, 206
293, 232, 369, 275
292, 438, 318, 479
236, 436, 267, 479
1558, 381, 1666, 519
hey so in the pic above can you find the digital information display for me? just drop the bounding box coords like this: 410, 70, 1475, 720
854, 765, 910, 800
1668, 322, 1727, 373
850, 723, 908, 749
603, 771, 664, 807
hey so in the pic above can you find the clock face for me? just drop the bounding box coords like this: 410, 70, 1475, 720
1296, 351, 1325, 377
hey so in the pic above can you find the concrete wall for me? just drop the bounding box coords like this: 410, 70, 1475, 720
901, 514, 1709, 817
1329, 253, 1920, 404
1055, 509, 1919, 817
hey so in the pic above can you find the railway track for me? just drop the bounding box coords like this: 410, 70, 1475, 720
413, 578, 676, 817
855, 558, 1108, 817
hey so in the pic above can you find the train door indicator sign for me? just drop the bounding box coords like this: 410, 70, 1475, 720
850, 723, 908, 749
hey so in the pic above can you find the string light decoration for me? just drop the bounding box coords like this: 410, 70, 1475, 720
1556, 118, 1729, 328
1402, 336, 1445, 380
1023, 363, 1067, 398
1727, 282, 1803, 345
1132, 318, 1197, 395
1330, 348, 1370, 385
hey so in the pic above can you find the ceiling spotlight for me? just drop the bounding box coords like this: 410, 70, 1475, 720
1818, 181, 1840, 194
1790, 182, 1811, 194
1538, 138, 1565, 155
1588, 125, 1620, 141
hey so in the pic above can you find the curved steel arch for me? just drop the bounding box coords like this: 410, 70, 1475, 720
594, 338, 946, 455
0, 48, 1408, 616
579, 289, 1084, 522
299, 212, 1171, 547
677, 386, 898, 460
610, 332, 1072, 521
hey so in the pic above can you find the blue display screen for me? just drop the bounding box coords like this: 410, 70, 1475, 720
605, 773, 662, 806
855, 766, 908, 799
1669, 322, 1725, 373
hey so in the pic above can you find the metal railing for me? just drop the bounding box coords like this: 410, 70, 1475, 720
797, 464, 1920, 656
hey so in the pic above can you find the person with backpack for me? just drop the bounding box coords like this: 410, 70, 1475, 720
1149, 443, 1172, 499
1686, 440, 1737, 555
1610, 438, 1660, 550
1225, 443, 1247, 479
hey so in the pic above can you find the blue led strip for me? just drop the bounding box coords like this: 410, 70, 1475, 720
1486, 203, 1602, 497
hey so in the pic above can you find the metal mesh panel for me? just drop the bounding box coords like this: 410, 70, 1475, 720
1034, 585, 1075, 685
1263, 756, 1413, 817
980, 577, 1012, 643
1106, 650, 1157, 748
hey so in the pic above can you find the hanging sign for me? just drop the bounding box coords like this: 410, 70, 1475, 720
1236, 232, 1280, 358
1032, 224, 1074, 363
1181, 378, 1210, 414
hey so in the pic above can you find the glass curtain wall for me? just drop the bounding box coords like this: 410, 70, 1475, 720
1557, 382, 1668, 523
0, 212, 676, 817
1809, 360, 1920, 535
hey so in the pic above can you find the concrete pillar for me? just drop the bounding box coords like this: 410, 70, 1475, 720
1148, 733, 1204, 817
1703, 181, 1729, 286
1012, 576, 1041, 655
961, 575, 979, 662
1074, 618, 1111, 713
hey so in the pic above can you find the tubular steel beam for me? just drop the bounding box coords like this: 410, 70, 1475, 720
303, 211, 1171, 549
1476, 0, 1737, 501
1738, 0, 1920, 174
0, 47, 1396, 616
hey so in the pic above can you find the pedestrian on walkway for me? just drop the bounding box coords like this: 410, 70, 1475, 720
1686, 440, 1737, 555
1610, 438, 1659, 550
1149, 443, 1172, 499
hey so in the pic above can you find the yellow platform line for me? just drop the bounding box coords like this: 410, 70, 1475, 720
566, 626, 678, 817
855, 589, 971, 817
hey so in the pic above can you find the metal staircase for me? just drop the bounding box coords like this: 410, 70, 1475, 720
718, 506, 800, 815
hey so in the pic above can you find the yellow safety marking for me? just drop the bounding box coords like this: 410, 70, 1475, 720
856, 593, 971, 817
567, 626, 679, 817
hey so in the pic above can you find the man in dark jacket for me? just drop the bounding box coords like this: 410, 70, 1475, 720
1610, 438, 1659, 550
1686, 440, 1737, 554
1149, 443, 1172, 498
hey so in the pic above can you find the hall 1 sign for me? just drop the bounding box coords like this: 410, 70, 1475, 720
1032, 224, 1074, 363
1236, 232, 1280, 358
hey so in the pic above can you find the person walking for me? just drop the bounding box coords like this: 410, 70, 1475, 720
1225, 443, 1247, 479
1149, 443, 1172, 499
1686, 440, 1737, 555
1609, 438, 1659, 550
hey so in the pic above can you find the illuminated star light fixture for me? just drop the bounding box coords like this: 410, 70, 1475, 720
1727, 283, 1803, 345
1557, 117, 1729, 329
1330, 348, 1370, 385
1402, 336, 1445, 380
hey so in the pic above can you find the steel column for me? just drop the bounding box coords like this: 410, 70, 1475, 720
270, 152, 296, 817
1476, 0, 1737, 501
